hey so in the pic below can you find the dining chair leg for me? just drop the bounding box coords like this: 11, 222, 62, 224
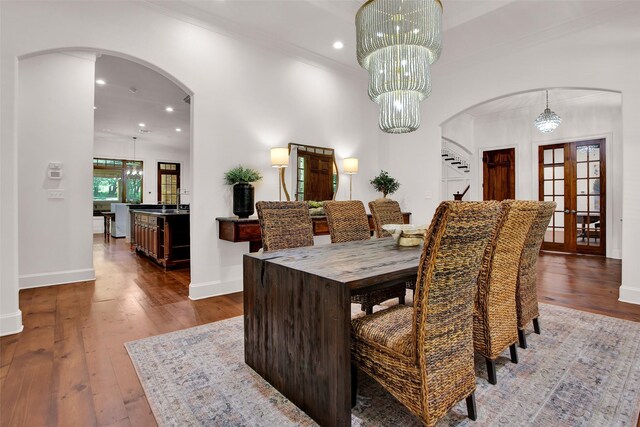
465, 393, 477, 421
518, 328, 527, 349
486, 358, 497, 385
533, 317, 541, 334
364, 306, 373, 315
351, 363, 358, 408
509, 343, 518, 364
399, 295, 406, 305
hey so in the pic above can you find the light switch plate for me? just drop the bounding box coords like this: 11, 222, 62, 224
47, 189, 65, 199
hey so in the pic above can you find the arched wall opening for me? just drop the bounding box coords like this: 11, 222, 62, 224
15, 48, 195, 292
438, 88, 623, 259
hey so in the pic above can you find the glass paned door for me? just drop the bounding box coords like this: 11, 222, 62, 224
574, 141, 605, 254
158, 162, 181, 204
539, 144, 566, 249
539, 139, 606, 255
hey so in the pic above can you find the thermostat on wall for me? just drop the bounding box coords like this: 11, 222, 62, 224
48, 161, 62, 179
48, 169, 63, 179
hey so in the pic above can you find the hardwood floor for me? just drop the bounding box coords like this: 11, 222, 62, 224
1, 236, 242, 427
1, 236, 639, 426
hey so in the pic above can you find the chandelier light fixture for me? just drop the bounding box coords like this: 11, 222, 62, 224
534, 90, 562, 133
356, 0, 443, 134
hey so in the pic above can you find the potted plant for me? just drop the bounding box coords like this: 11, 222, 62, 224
224, 166, 262, 218
370, 170, 400, 198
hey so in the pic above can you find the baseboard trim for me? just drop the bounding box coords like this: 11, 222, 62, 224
189, 279, 242, 300
619, 286, 640, 306
0, 310, 24, 337
19, 268, 96, 289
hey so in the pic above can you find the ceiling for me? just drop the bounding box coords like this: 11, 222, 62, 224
147, 0, 631, 73
463, 89, 622, 118
94, 54, 190, 150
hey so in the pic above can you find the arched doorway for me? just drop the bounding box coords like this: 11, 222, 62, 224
16, 49, 195, 293
440, 88, 622, 258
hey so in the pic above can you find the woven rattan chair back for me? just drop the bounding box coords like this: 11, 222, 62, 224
473, 200, 539, 362
324, 200, 371, 243
369, 199, 404, 238
516, 201, 556, 329
411, 201, 502, 422
255, 201, 314, 252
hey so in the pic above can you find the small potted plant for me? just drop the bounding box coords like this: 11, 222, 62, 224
370, 170, 400, 198
224, 166, 262, 218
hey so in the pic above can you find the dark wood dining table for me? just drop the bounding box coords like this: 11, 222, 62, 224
243, 238, 423, 426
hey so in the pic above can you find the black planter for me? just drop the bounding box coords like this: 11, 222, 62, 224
233, 182, 255, 218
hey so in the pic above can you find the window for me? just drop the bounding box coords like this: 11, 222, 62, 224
158, 162, 181, 204
93, 158, 143, 214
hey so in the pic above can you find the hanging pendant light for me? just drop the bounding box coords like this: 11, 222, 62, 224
127, 136, 142, 176
534, 90, 562, 133
356, 0, 443, 134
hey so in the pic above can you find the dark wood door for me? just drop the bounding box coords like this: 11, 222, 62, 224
483, 148, 516, 201
539, 139, 606, 255
302, 151, 334, 201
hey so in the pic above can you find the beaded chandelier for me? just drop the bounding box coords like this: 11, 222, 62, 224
534, 90, 562, 133
356, 0, 443, 134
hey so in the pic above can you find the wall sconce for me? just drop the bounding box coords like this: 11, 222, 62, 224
343, 157, 358, 200
271, 147, 289, 201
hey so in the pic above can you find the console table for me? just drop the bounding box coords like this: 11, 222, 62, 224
217, 212, 411, 252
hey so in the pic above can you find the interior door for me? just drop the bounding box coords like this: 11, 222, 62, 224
301, 151, 334, 201
539, 139, 606, 255
483, 148, 516, 201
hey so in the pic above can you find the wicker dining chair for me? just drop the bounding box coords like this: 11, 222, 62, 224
369, 198, 417, 291
473, 200, 539, 385
516, 201, 556, 349
255, 201, 314, 252
351, 201, 502, 427
324, 200, 407, 314
369, 198, 404, 238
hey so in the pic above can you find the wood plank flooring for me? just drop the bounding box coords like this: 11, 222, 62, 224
1, 236, 638, 426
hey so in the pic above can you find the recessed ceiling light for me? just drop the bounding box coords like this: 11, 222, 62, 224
165, 106, 174, 112
333, 41, 344, 50
175, 128, 182, 132
96, 79, 106, 85
138, 123, 146, 127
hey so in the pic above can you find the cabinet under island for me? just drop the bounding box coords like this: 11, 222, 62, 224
130, 209, 190, 269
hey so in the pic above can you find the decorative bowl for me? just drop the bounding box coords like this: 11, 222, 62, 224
382, 224, 427, 247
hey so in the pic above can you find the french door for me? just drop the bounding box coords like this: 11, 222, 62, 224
539, 139, 606, 255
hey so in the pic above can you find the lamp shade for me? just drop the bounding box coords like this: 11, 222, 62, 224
343, 158, 359, 175
270, 147, 289, 168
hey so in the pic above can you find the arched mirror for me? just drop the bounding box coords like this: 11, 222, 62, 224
281, 143, 339, 201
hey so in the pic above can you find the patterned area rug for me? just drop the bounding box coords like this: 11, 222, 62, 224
125, 303, 640, 426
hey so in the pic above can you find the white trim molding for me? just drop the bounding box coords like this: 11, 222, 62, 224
619, 286, 640, 306
0, 310, 24, 337
19, 268, 95, 289
189, 278, 242, 300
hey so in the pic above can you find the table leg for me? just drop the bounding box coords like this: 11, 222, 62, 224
243, 256, 352, 427
249, 240, 262, 253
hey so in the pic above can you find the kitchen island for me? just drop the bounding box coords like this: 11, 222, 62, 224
130, 209, 190, 269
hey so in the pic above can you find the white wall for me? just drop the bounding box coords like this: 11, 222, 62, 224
0, 0, 383, 333
93, 137, 192, 204
378, 4, 640, 304
467, 92, 623, 258
17, 53, 96, 289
